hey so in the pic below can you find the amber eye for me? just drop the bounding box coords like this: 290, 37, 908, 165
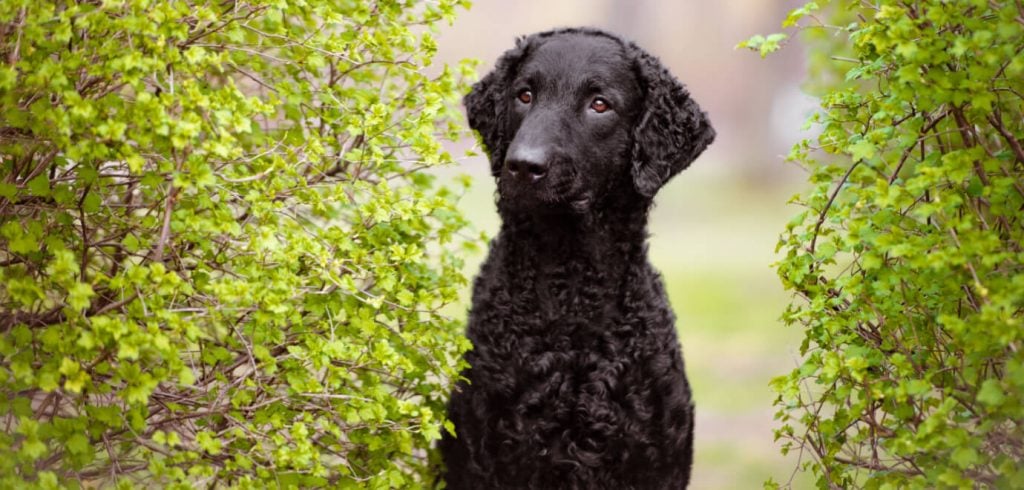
591, 97, 610, 113
517, 90, 533, 104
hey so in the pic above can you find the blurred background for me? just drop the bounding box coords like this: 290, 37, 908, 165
433, 1, 816, 487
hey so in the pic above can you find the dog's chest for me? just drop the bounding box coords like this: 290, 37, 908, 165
483, 285, 666, 432
454, 242, 692, 484
509, 253, 633, 326
503, 340, 651, 439
476, 327, 687, 475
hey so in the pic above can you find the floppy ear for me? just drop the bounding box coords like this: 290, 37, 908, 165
629, 46, 716, 198
464, 38, 531, 177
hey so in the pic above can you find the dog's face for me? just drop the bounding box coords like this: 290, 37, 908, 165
499, 34, 642, 212
465, 28, 715, 215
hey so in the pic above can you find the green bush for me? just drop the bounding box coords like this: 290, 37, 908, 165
0, 0, 475, 487
745, 1, 1024, 488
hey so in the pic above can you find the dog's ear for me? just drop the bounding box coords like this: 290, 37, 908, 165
465, 37, 531, 177
629, 46, 715, 198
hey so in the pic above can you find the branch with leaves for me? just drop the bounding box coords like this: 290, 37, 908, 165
747, 1, 1024, 488
0, 0, 478, 487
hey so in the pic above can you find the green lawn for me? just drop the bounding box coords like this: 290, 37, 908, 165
647, 164, 814, 488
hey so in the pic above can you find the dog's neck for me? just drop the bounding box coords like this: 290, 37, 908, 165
489, 196, 654, 330
496, 194, 652, 279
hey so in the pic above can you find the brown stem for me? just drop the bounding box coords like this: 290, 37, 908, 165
151, 186, 179, 262
810, 162, 861, 255
77, 184, 92, 282
952, 106, 991, 186
987, 109, 1024, 166
889, 110, 949, 184
6, 7, 26, 65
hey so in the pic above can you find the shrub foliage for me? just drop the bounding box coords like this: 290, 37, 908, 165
0, 0, 474, 487
747, 1, 1024, 488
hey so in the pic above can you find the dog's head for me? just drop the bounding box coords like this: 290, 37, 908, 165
465, 28, 715, 214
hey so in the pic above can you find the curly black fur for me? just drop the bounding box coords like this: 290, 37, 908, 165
441, 28, 715, 489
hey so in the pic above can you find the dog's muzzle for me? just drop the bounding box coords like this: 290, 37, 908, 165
504, 144, 550, 184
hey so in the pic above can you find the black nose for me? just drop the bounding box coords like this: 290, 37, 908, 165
505, 149, 549, 183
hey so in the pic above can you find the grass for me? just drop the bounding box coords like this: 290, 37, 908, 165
648, 165, 814, 488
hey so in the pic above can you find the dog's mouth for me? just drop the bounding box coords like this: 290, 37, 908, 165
568, 197, 591, 213
498, 172, 591, 214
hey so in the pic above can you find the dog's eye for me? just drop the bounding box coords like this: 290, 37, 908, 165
517, 90, 533, 104
590, 98, 610, 113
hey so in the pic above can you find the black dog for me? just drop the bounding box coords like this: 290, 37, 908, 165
441, 28, 715, 489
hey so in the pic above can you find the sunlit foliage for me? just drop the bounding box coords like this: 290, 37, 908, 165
0, 0, 476, 487
745, 1, 1024, 488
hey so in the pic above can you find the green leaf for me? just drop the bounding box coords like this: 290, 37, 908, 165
848, 140, 877, 162
977, 379, 1005, 407
9, 233, 39, 255
82, 191, 102, 212
196, 430, 222, 455
27, 173, 50, 197
21, 438, 48, 460
737, 34, 766, 51
737, 33, 789, 58
0, 182, 16, 199
67, 282, 95, 311
66, 434, 91, 455
783, 2, 820, 28
951, 446, 979, 469
178, 367, 195, 387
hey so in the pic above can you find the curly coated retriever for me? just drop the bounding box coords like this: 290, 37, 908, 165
441, 28, 715, 489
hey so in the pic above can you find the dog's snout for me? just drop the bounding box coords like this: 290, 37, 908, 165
505, 146, 549, 183
506, 157, 548, 182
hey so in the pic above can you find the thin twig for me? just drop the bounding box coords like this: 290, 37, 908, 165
810, 162, 861, 255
